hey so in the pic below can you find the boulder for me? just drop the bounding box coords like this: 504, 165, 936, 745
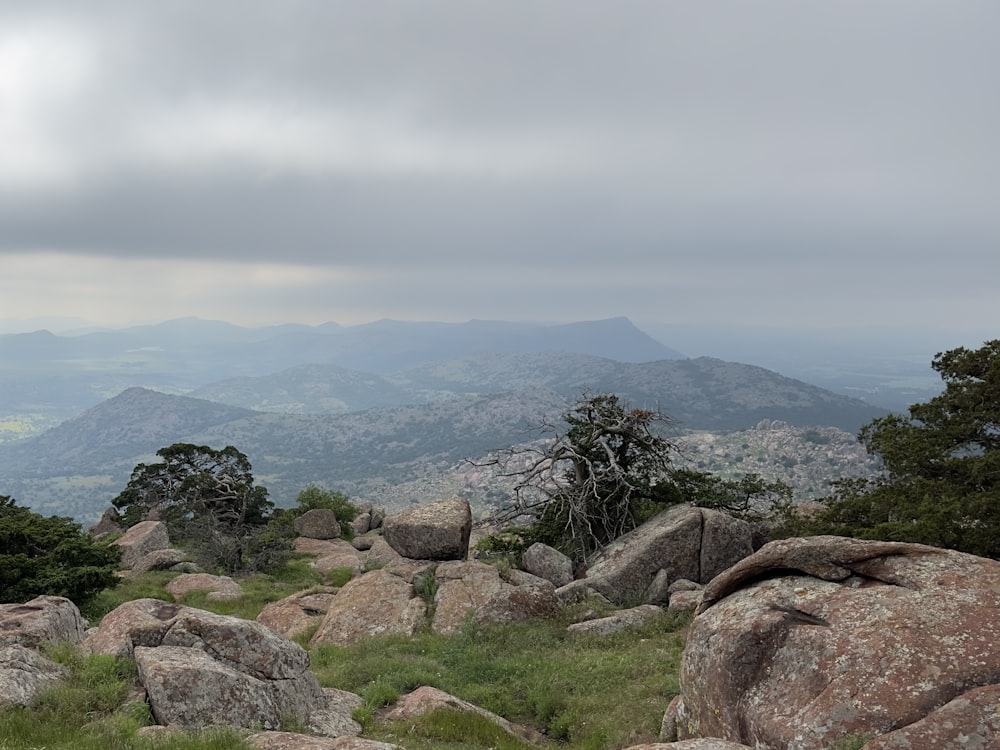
0, 644, 68, 706
431, 561, 505, 635
472, 569, 560, 627
106, 603, 328, 732
294, 537, 346, 557
522, 542, 574, 587
308, 688, 365, 738
89, 506, 123, 539
114, 520, 170, 569
131, 547, 189, 576
294, 508, 342, 540
567, 604, 665, 636
383, 686, 545, 745
81, 597, 182, 658
584, 505, 752, 605
350, 512, 372, 537
165, 573, 243, 601
671, 536, 1000, 749
0, 595, 87, 648
666, 590, 702, 614
431, 562, 560, 634
381, 498, 472, 560
363, 537, 406, 568
309, 569, 427, 646
257, 591, 338, 640
310, 541, 364, 576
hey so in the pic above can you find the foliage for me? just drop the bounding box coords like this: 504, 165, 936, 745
311, 609, 690, 748
112, 444, 283, 574
792, 340, 1000, 557
486, 394, 678, 564
0, 496, 121, 605
293, 485, 359, 523
667, 468, 794, 522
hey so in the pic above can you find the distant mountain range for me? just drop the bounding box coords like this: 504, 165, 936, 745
0, 316, 891, 523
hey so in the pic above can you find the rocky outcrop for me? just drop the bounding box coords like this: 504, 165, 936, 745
670, 536, 1000, 749
584, 505, 752, 605
309, 569, 427, 646
0, 644, 68, 706
521, 542, 574, 587
381, 497, 472, 560
294, 509, 342, 540
89, 506, 123, 539
0, 595, 87, 648
114, 520, 170, 569
624, 741, 752, 750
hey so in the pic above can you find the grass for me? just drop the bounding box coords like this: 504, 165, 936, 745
311, 608, 690, 749
8, 563, 690, 750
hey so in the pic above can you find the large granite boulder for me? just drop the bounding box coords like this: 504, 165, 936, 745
0, 595, 87, 648
382, 498, 472, 560
522, 542, 574, 587
0, 645, 68, 706
584, 505, 752, 605
566, 604, 665, 636
669, 536, 1000, 749
431, 562, 560, 634
114, 520, 170, 569
85, 599, 333, 733
309, 569, 427, 646
294, 509, 342, 540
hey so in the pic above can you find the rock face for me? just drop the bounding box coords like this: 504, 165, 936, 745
670, 536, 1000, 749
0, 595, 87, 648
584, 505, 752, 605
381, 497, 472, 560
294, 509, 342, 540
114, 520, 170, 569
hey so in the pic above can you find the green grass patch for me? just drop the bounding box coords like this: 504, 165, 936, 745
376, 707, 540, 750
311, 610, 690, 749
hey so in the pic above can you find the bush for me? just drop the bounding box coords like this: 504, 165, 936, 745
0, 496, 121, 605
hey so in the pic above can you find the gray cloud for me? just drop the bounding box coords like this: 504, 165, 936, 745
0, 1, 998, 333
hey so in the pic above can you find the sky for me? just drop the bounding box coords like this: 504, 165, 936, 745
1, 1, 998, 340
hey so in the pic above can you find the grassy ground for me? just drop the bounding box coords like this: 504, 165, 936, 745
3, 561, 690, 750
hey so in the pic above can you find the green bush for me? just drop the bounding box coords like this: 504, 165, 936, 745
0, 496, 121, 605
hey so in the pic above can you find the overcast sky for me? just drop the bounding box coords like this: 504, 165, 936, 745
1, 1, 997, 340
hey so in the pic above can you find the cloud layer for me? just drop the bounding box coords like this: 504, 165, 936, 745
1, 1, 997, 332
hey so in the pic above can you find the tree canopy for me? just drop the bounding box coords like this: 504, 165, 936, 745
0, 496, 121, 604
112, 443, 278, 573
794, 340, 1000, 557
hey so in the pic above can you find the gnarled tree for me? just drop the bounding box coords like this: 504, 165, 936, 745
486, 394, 676, 564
